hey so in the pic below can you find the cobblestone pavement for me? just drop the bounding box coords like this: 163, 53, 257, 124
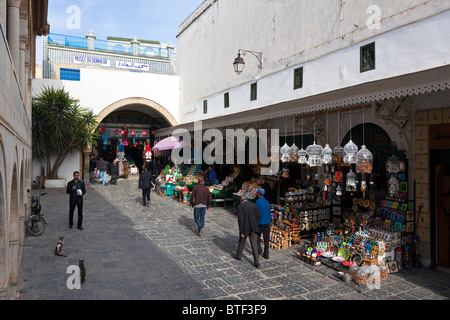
17, 177, 450, 301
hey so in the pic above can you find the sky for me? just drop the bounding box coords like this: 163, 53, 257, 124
36, 0, 204, 65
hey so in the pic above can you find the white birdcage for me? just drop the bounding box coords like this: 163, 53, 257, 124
306, 142, 323, 167
343, 139, 358, 164
322, 144, 333, 165
356, 145, 373, 173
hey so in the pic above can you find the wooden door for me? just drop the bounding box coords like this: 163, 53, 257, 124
436, 165, 450, 267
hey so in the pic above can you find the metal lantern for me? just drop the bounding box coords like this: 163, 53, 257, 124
387, 154, 400, 173
322, 144, 333, 165
343, 139, 358, 164
306, 142, 323, 167
289, 143, 299, 163
280, 143, 291, 163
298, 148, 308, 164
356, 145, 373, 173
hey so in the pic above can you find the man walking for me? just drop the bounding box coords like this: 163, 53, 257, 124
96, 157, 109, 186
66, 171, 86, 230
234, 196, 261, 268
138, 165, 156, 207
189, 177, 211, 236
256, 188, 271, 259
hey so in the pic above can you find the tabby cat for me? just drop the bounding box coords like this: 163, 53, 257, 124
54, 236, 67, 257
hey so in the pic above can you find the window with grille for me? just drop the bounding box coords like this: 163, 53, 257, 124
60, 68, 80, 81
250, 82, 257, 101
293, 67, 303, 90
203, 100, 208, 114
360, 42, 375, 73
224, 92, 229, 108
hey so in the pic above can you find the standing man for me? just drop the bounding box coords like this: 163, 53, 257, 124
88, 154, 97, 185
96, 157, 109, 186
109, 158, 119, 185
138, 165, 156, 207
66, 171, 86, 230
256, 188, 271, 259
234, 196, 261, 268
189, 177, 211, 236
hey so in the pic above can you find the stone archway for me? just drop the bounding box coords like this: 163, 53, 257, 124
96, 97, 178, 127
0, 139, 6, 296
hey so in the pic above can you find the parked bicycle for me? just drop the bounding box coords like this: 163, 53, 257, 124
26, 189, 47, 236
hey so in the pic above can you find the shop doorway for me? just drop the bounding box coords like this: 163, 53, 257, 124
430, 150, 450, 268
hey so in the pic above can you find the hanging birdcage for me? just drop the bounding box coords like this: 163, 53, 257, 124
389, 176, 399, 197
298, 147, 308, 164
386, 154, 400, 173
289, 143, 299, 163
322, 144, 333, 165
306, 142, 323, 167
270, 145, 280, 162
346, 169, 357, 191
343, 139, 358, 164
333, 145, 345, 165
280, 143, 291, 163
356, 145, 373, 173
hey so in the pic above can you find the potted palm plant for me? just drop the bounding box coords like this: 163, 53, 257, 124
32, 86, 99, 188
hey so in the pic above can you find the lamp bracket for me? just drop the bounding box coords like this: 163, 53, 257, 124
238, 49, 263, 69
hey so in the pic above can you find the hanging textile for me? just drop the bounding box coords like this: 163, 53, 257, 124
102, 133, 108, 150
122, 125, 128, 146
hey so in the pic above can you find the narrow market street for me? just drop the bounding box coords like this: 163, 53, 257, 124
17, 176, 450, 301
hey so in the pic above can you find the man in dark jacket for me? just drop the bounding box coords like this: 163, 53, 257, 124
138, 166, 156, 207
234, 196, 261, 268
109, 159, 119, 185
96, 157, 109, 186
190, 177, 211, 236
66, 171, 86, 230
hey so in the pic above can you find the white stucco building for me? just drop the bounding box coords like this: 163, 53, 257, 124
163, 0, 450, 268
0, 0, 48, 300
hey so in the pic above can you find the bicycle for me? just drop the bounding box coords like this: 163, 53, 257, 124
26, 189, 47, 236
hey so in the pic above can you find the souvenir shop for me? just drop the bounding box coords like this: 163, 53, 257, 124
95, 124, 154, 176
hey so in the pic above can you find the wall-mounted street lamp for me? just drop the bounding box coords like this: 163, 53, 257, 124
233, 49, 263, 75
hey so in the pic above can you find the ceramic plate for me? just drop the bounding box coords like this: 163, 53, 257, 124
332, 256, 346, 263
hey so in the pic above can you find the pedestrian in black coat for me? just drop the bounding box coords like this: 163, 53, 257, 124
109, 159, 119, 185
138, 167, 156, 207
66, 171, 86, 230
234, 196, 261, 268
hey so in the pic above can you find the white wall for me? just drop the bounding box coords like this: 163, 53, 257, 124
33, 67, 180, 123
177, 0, 450, 123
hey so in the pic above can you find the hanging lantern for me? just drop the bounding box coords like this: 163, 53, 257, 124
306, 142, 323, 167
280, 143, 291, 163
346, 169, 357, 191
333, 145, 345, 165
343, 139, 358, 164
298, 148, 308, 164
356, 145, 373, 173
289, 143, 299, 163
322, 144, 333, 165
386, 154, 400, 173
